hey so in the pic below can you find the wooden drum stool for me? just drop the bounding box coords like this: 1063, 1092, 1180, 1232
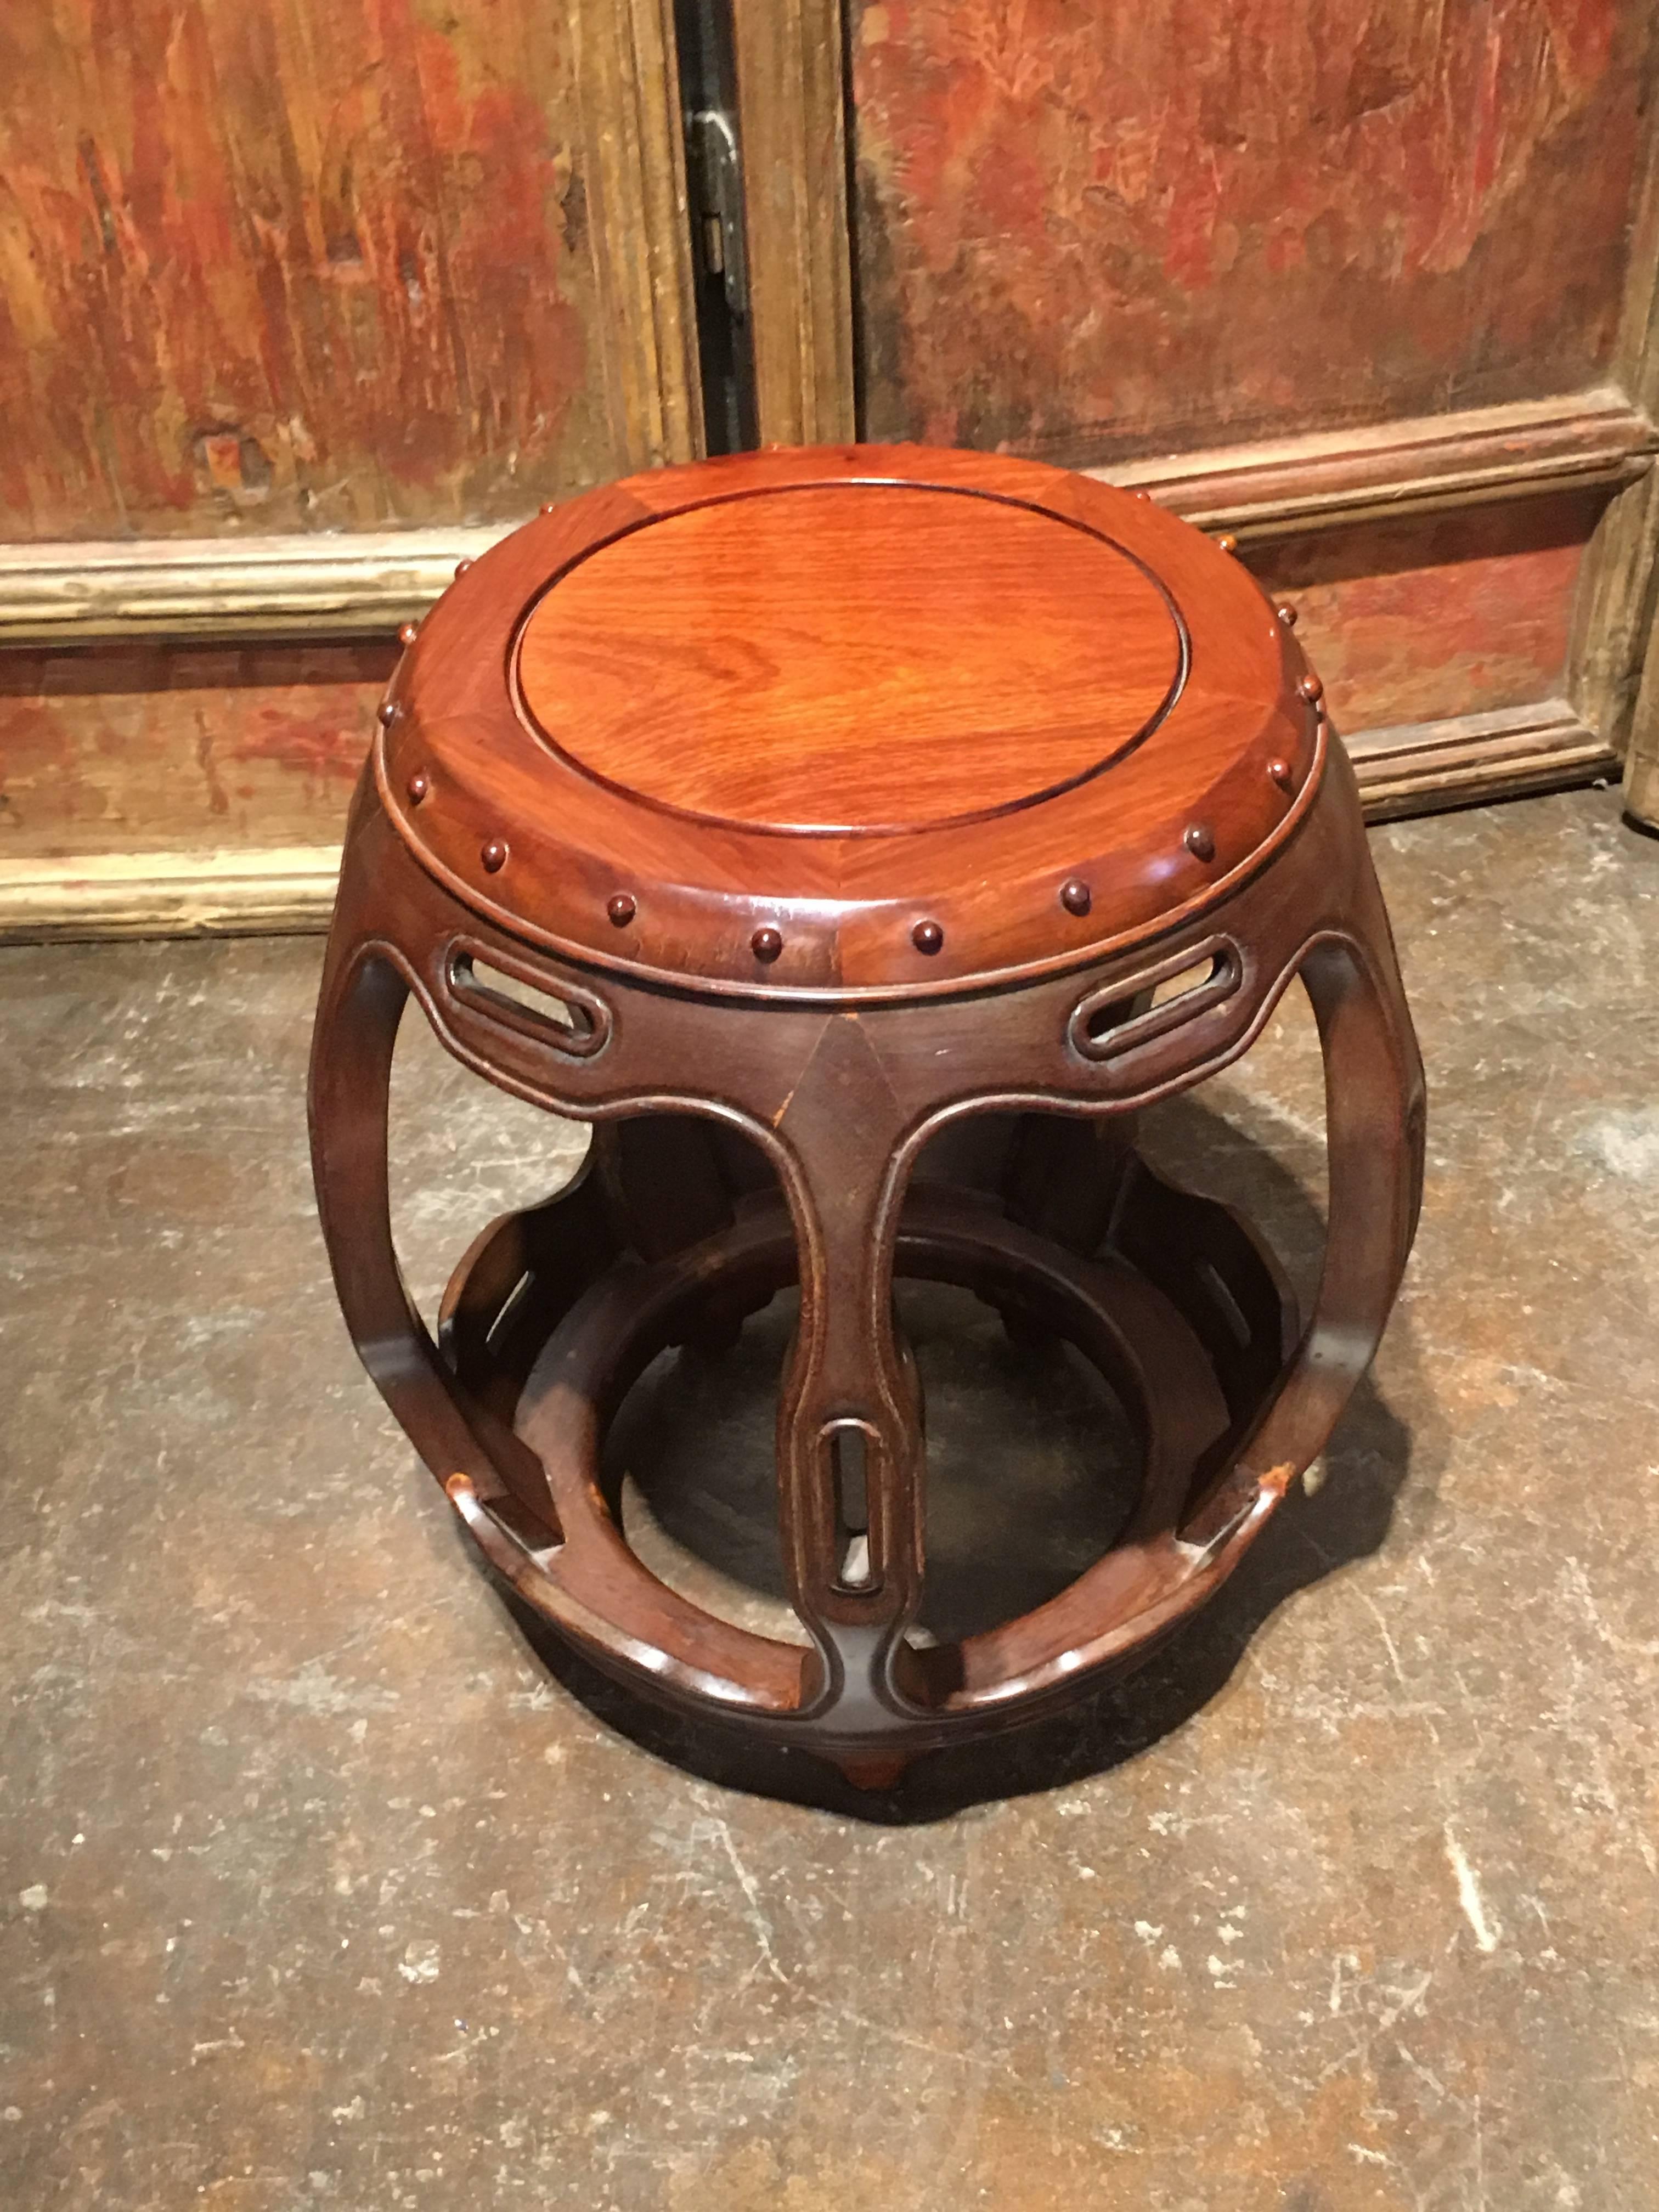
309, 444, 1425, 1787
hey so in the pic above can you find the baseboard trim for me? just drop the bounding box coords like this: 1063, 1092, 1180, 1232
1346, 699, 1617, 819
1, 702, 1615, 942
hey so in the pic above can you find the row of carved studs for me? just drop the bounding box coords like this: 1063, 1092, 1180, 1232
386, 576, 1323, 958
391, 775, 1314, 959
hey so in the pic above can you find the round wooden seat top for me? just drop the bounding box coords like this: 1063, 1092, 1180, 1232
377, 443, 1322, 1002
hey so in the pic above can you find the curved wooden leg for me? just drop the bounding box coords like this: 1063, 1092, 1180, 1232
437, 1163, 622, 1423
308, 932, 560, 1534
1187, 916, 1426, 1543
988, 1112, 1137, 1346
589, 1114, 777, 1352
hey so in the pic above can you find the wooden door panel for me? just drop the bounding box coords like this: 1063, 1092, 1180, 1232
5, 0, 1659, 935
0, 0, 692, 539
0, 0, 707, 929
834, 0, 1659, 827
1251, 489, 1606, 730
848, 0, 1654, 464
1, 642, 391, 855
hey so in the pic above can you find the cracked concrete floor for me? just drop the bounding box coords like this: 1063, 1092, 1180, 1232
2, 785, 1657, 2211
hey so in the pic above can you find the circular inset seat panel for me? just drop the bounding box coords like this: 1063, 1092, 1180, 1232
515, 483, 1187, 835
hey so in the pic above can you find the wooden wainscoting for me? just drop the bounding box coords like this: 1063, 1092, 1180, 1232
0, 387, 1641, 943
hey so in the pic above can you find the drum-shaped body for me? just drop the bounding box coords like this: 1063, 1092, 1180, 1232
309, 444, 1425, 1784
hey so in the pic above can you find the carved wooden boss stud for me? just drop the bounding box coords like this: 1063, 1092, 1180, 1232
309, 445, 1425, 1789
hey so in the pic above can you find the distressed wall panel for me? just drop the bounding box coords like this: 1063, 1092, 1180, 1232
0, 0, 606, 539
0, 644, 391, 855
1249, 490, 1603, 730
0, 492, 1596, 867
850, 0, 1654, 464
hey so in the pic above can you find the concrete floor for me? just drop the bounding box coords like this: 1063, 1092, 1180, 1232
2, 785, 1657, 2211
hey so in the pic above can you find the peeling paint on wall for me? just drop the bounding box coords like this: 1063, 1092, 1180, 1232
850, 1, 1651, 462
0, 642, 393, 853
0, 0, 605, 538
1248, 490, 1602, 727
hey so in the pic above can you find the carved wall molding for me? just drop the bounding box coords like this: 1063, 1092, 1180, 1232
1344, 699, 1617, 821
574, 0, 706, 473
0, 847, 347, 943
1104, 388, 1655, 537
0, 529, 505, 645
1588, 101, 1659, 821
732, 0, 857, 447
2, 391, 1647, 648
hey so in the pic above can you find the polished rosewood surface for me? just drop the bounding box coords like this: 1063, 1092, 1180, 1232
379, 444, 1319, 1000
517, 482, 1183, 834
314, 440, 1424, 1782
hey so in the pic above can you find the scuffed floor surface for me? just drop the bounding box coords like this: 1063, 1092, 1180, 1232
2, 786, 1657, 2211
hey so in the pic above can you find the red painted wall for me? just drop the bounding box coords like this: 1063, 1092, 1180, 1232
851, 0, 1651, 462
0, 643, 392, 853
0, 0, 604, 538
1250, 492, 1602, 730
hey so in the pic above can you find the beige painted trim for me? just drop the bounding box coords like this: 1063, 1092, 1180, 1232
574, 0, 705, 471
1100, 387, 1655, 537
1621, 623, 1659, 822
0, 847, 343, 944
0, 528, 507, 645
2, 697, 1614, 942
2, 390, 1646, 649
1571, 96, 1659, 802
1346, 699, 1617, 820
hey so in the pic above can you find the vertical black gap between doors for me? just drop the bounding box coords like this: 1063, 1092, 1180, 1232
674, 0, 758, 454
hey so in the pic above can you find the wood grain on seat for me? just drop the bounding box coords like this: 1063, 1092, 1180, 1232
516, 483, 1184, 834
